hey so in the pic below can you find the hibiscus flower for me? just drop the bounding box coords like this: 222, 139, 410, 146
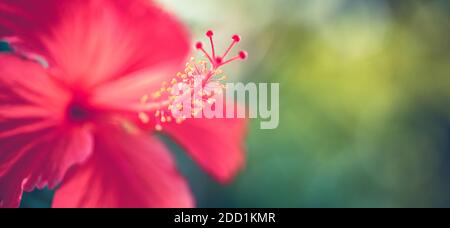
0, 0, 246, 208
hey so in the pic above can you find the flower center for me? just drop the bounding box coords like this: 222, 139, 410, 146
66, 101, 92, 123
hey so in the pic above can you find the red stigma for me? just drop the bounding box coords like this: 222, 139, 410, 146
232, 35, 241, 42
239, 51, 248, 60
195, 42, 203, 49
215, 57, 223, 65
195, 30, 247, 69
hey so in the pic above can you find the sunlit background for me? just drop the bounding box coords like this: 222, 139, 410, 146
18, 0, 450, 208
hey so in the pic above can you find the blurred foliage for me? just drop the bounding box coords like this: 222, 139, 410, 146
22, 0, 449, 207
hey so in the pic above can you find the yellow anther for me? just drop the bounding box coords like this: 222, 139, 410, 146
140, 94, 149, 104
217, 75, 227, 81
138, 112, 150, 124
152, 91, 161, 99
192, 110, 200, 116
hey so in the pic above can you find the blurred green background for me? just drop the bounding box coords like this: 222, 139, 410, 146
20, 0, 450, 208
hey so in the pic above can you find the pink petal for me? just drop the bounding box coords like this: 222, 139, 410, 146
0, 0, 190, 89
53, 126, 194, 208
163, 116, 247, 184
0, 54, 94, 208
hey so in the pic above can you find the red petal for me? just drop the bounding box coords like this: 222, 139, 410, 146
163, 116, 247, 183
0, 54, 93, 208
90, 66, 176, 113
0, 54, 70, 113
0, 0, 190, 88
53, 126, 194, 208
0, 126, 94, 208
